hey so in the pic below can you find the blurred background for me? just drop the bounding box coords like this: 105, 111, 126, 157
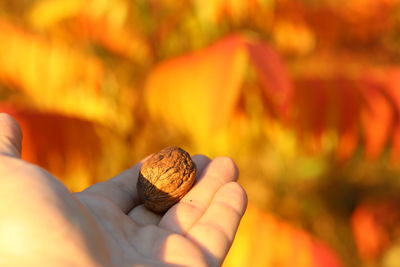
1, 0, 400, 266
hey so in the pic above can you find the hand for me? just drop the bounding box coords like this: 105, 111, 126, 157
0, 114, 247, 267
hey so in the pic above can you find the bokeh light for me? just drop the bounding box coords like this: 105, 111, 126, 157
1, 0, 400, 266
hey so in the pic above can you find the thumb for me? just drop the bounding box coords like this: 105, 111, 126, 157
0, 113, 22, 158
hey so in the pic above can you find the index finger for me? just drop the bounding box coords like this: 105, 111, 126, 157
0, 113, 22, 158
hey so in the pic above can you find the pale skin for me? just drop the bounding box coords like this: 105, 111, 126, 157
0, 114, 247, 267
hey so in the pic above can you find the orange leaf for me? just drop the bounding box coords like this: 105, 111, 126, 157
311, 240, 343, 267
145, 34, 293, 152
336, 126, 359, 161
382, 68, 400, 161
28, 0, 83, 29
0, 20, 119, 126
145, 34, 248, 149
224, 204, 342, 267
29, 0, 149, 60
351, 200, 400, 262
0, 105, 102, 191
361, 78, 395, 159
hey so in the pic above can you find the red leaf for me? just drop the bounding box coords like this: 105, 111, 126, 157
382, 68, 400, 161
291, 74, 399, 160
335, 79, 362, 160
0, 104, 101, 189
246, 40, 293, 119
293, 78, 329, 138
311, 240, 343, 267
292, 77, 362, 154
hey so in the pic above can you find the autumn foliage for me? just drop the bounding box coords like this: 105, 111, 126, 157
1, 0, 400, 266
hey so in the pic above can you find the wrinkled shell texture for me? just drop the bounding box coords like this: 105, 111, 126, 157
137, 147, 197, 213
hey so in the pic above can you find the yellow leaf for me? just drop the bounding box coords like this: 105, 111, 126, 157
145, 35, 247, 152
29, 0, 84, 29
272, 20, 316, 56
193, 0, 223, 24
193, 0, 273, 24
0, 20, 121, 127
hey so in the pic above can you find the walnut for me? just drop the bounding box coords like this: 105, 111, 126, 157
137, 146, 197, 213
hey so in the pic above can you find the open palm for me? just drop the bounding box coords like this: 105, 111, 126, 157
0, 114, 247, 267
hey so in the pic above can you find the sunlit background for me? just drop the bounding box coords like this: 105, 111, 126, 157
1, 0, 400, 266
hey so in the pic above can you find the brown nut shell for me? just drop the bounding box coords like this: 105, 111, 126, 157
137, 146, 197, 213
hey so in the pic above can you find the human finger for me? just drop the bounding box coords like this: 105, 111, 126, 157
186, 182, 247, 266
159, 156, 238, 234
